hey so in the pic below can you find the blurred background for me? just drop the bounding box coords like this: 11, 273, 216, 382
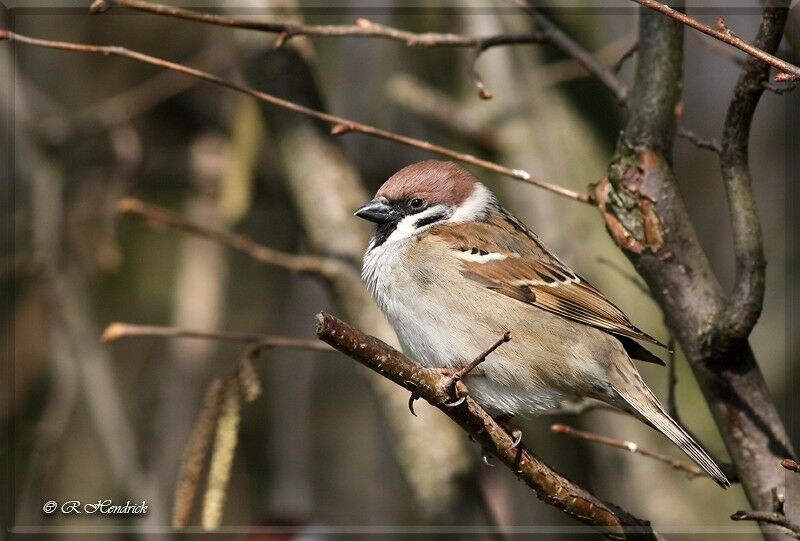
2, 1, 797, 538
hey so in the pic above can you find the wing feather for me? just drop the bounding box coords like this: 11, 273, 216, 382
430, 211, 666, 348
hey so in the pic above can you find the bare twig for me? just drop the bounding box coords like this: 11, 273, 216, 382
612, 41, 639, 74
730, 510, 800, 538
782, 459, 800, 473
677, 128, 722, 153
456, 331, 511, 381
541, 398, 621, 417
444, 332, 512, 402
512, 0, 630, 103
91, 0, 548, 99
596, 257, 651, 296
0, 29, 590, 204
101, 321, 334, 352
550, 424, 706, 479
666, 338, 679, 420
386, 74, 498, 153
316, 312, 661, 539
705, 4, 787, 354
116, 197, 348, 279
631, 0, 800, 82
762, 80, 799, 94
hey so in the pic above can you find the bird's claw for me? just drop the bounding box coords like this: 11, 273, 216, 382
408, 392, 420, 416
482, 451, 495, 467
510, 428, 523, 449
444, 394, 466, 407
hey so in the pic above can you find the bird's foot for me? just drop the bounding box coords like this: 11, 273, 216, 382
436, 368, 469, 407
494, 413, 523, 448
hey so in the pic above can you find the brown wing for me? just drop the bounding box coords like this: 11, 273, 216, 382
430, 210, 666, 349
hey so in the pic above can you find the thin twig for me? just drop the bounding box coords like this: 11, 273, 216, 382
116, 197, 347, 279
316, 312, 662, 539
444, 332, 512, 401
512, 0, 629, 103
596, 257, 651, 296
762, 80, 799, 94
677, 128, 722, 154
631, 0, 800, 82
782, 459, 800, 473
730, 510, 800, 538
457, 331, 512, 380
612, 41, 638, 74
91, 0, 547, 99
0, 29, 590, 204
101, 321, 334, 352
541, 398, 622, 417
550, 424, 706, 479
666, 337, 679, 421
386, 74, 498, 153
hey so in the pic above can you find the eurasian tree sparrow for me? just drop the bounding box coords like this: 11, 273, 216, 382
355, 160, 729, 487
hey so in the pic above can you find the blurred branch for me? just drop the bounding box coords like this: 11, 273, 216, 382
730, 510, 800, 538
706, 4, 786, 355
541, 398, 621, 416
631, 0, 800, 82
116, 197, 349, 280
612, 41, 638, 73
316, 312, 662, 539
101, 321, 334, 352
677, 128, 722, 153
512, 0, 630, 103
91, 0, 549, 99
550, 424, 706, 480
782, 459, 800, 473
386, 74, 498, 153
0, 29, 590, 204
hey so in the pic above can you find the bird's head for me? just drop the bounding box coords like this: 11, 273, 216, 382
355, 160, 494, 247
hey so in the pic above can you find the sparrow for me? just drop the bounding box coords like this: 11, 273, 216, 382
355, 160, 729, 487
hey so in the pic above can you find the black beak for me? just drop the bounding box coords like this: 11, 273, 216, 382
354, 199, 396, 224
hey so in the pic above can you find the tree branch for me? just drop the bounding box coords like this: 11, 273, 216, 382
100, 321, 334, 352
677, 128, 722, 154
512, 0, 629, 103
315, 312, 662, 539
90, 0, 549, 99
600, 5, 798, 537
550, 424, 707, 480
0, 28, 590, 204
631, 0, 800, 82
706, 4, 787, 354
730, 510, 800, 538
116, 197, 348, 280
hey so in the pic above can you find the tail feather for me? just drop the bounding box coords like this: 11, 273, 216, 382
613, 382, 730, 488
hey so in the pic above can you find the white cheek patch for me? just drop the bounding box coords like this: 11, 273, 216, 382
382, 205, 450, 245
448, 182, 494, 223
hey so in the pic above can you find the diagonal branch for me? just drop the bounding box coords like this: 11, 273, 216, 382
631, 0, 799, 82
91, 0, 549, 100
512, 0, 630, 103
0, 28, 590, 204
705, 4, 787, 354
116, 197, 349, 280
550, 423, 707, 480
101, 321, 334, 352
730, 510, 800, 538
316, 312, 662, 540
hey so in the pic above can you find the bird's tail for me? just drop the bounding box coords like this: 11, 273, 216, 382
612, 369, 730, 488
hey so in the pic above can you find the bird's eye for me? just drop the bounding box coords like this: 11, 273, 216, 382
409, 198, 425, 210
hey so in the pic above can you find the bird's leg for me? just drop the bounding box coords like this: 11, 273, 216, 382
438, 331, 512, 407
493, 413, 523, 449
